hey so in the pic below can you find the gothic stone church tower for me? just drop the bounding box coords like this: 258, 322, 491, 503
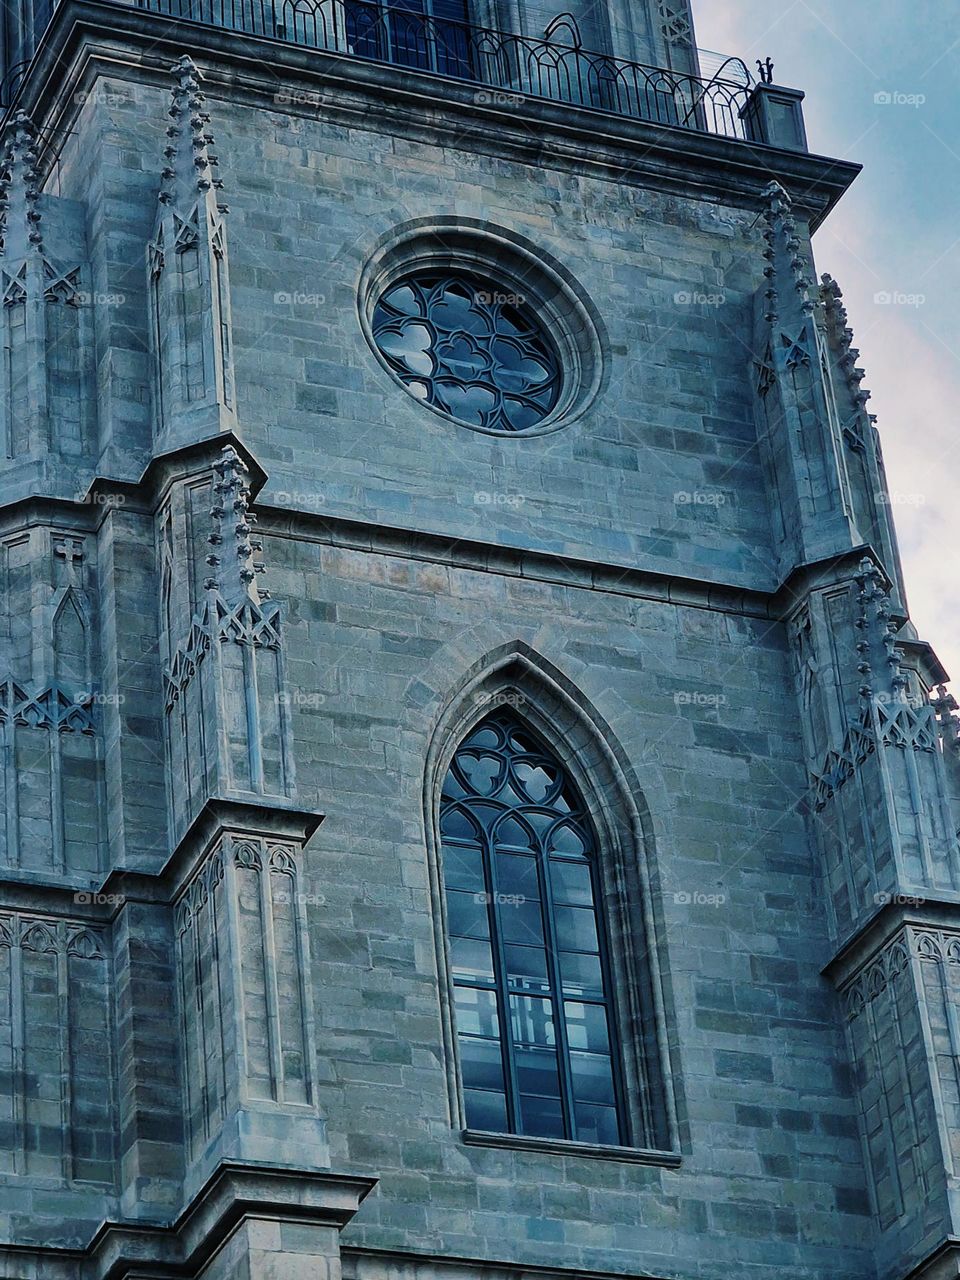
0, 0, 957, 1276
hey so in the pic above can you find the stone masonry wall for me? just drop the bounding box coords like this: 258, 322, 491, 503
51, 78, 777, 593
251, 526, 873, 1279
0, 43, 899, 1280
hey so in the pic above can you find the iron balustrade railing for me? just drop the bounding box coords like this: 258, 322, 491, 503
3, 0, 754, 137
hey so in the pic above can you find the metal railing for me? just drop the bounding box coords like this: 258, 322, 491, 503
4, 0, 755, 137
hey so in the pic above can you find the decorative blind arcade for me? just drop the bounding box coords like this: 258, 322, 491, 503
440, 713, 625, 1144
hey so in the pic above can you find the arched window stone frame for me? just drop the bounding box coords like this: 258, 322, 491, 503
422, 642, 680, 1157
357, 217, 609, 437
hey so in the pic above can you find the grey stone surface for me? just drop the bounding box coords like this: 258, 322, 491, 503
0, 3, 952, 1279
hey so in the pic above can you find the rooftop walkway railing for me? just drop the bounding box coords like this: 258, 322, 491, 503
2, 0, 757, 138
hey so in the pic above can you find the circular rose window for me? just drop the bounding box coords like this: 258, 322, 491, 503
370, 271, 562, 433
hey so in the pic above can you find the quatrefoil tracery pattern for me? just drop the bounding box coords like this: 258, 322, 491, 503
372, 271, 561, 433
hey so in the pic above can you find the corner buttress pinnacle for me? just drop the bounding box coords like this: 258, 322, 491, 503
761, 180, 816, 361
148, 53, 236, 444
854, 557, 909, 707
204, 446, 268, 608
0, 110, 43, 261
160, 56, 225, 219
820, 273, 870, 411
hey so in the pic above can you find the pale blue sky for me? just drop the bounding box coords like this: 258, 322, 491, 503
693, 0, 959, 687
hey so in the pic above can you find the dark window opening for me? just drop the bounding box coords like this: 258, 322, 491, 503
440, 711, 627, 1145
344, 0, 472, 79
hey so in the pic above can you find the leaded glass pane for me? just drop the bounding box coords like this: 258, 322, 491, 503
446, 889, 489, 940
372, 272, 561, 432
440, 806, 478, 840
460, 1036, 505, 1091
570, 1051, 616, 1104
510, 993, 556, 1046
559, 950, 604, 997
450, 936, 494, 982
454, 986, 500, 1038
504, 944, 550, 991
464, 1088, 507, 1131
441, 711, 624, 1145
515, 1045, 561, 1097
549, 859, 594, 905
345, 0, 470, 76
554, 904, 599, 953
547, 822, 587, 856
564, 1001, 611, 1054
574, 1102, 620, 1146
495, 851, 540, 900
442, 843, 484, 891
519, 1094, 564, 1138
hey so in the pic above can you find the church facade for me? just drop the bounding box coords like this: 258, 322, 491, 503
0, 0, 957, 1276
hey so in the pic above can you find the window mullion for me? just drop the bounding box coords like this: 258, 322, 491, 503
539, 841, 576, 1141
483, 824, 520, 1134
589, 838, 629, 1146
424, 0, 438, 74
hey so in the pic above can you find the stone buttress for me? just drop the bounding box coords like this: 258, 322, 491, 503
751, 182, 960, 1279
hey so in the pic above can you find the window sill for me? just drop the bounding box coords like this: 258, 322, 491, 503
461, 1129, 681, 1166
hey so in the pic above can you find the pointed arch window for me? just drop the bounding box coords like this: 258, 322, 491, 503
439, 712, 627, 1145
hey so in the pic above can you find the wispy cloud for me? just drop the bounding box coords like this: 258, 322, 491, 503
696, 0, 959, 685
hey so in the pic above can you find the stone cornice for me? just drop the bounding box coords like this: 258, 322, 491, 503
900, 1237, 960, 1280
20, 0, 860, 228
771, 545, 887, 612
0, 456, 943, 650
822, 896, 960, 990
0, 1163, 376, 1280
257, 499, 779, 617
900, 637, 951, 689
0, 431, 267, 530
83, 430, 268, 518
0, 437, 947, 696
0, 1161, 377, 1280
0, 796, 323, 918
104, 794, 324, 904
344, 1248, 678, 1280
